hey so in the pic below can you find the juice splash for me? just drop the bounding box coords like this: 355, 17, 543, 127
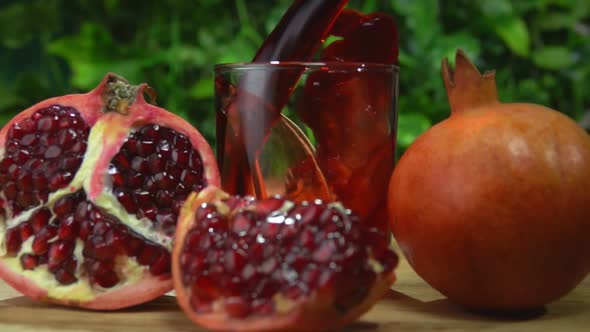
217, 0, 348, 198
297, 9, 399, 230
216, 2, 399, 232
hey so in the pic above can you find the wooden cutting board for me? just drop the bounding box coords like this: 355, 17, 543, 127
0, 257, 588, 331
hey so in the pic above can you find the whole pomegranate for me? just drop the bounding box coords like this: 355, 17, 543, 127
388, 50, 590, 311
0, 74, 219, 309
173, 186, 398, 331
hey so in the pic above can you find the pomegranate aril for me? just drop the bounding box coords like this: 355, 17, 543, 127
48, 172, 73, 191
20, 254, 39, 270
17, 191, 39, 209
57, 128, 78, 148
150, 251, 171, 275
255, 197, 285, 215
19, 222, 34, 241
70, 141, 86, 153
115, 188, 137, 212
16, 173, 33, 190
31, 208, 51, 232
48, 240, 74, 265
4, 181, 17, 200
55, 269, 77, 285
53, 196, 74, 216
174, 134, 191, 150
105, 228, 128, 254
138, 203, 157, 220
126, 236, 144, 256
44, 145, 62, 159
137, 244, 158, 265
36, 116, 58, 132
15, 149, 31, 164
32, 227, 56, 255
91, 262, 119, 288
171, 149, 190, 166
153, 172, 174, 190
84, 236, 115, 261
79, 220, 94, 240
225, 297, 252, 318
5, 227, 22, 255
113, 153, 131, 169
58, 215, 79, 240
131, 156, 148, 173
148, 154, 165, 173
108, 165, 125, 186
157, 140, 172, 158
224, 249, 248, 272
137, 140, 156, 156
8, 123, 26, 140
155, 190, 174, 207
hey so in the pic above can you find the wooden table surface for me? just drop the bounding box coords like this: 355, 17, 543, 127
0, 256, 588, 332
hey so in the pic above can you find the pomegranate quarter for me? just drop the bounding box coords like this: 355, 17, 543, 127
173, 186, 398, 332
0, 74, 220, 309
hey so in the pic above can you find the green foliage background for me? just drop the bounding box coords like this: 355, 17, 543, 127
1, 0, 589, 156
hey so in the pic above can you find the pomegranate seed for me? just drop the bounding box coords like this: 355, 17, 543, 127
174, 134, 191, 150
180, 169, 200, 188
32, 226, 56, 255
150, 250, 171, 275
84, 235, 115, 261
148, 154, 165, 173
171, 149, 190, 166
225, 297, 251, 318
131, 156, 148, 173
49, 240, 74, 265
138, 203, 157, 221
126, 235, 144, 256
137, 244, 158, 265
79, 220, 94, 240
37, 116, 58, 132
126, 171, 143, 188
157, 140, 172, 158
224, 249, 247, 272
134, 190, 152, 206
55, 269, 77, 285
30, 208, 51, 232
0, 157, 14, 172
137, 140, 156, 156
190, 151, 203, 169
74, 201, 89, 221
256, 197, 285, 215
108, 165, 125, 186
140, 124, 159, 139
312, 240, 338, 263
48, 172, 73, 190
8, 123, 25, 140
4, 181, 17, 200
15, 149, 31, 164
114, 188, 137, 212
53, 196, 74, 216
58, 215, 79, 241
16, 173, 33, 190
105, 228, 128, 254
91, 262, 119, 288
153, 172, 174, 190
113, 153, 131, 169
17, 191, 38, 208
155, 190, 174, 207
60, 154, 82, 171
20, 254, 39, 270
5, 227, 22, 255
44, 145, 62, 159
57, 128, 78, 148
70, 141, 87, 153
19, 222, 34, 241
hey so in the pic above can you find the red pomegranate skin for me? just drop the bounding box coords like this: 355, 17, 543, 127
389, 50, 590, 311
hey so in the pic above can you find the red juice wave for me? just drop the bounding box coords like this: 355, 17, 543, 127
217, 0, 348, 197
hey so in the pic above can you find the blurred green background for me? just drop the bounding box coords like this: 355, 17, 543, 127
1, 0, 589, 156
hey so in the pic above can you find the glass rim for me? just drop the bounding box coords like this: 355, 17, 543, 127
214, 61, 399, 73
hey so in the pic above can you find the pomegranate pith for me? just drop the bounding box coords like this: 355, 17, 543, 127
173, 187, 398, 331
0, 73, 220, 310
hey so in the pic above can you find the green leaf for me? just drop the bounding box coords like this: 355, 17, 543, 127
494, 17, 530, 57
397, 113, 432, 148
532, 46, 574, 70
188, 78, 214, 100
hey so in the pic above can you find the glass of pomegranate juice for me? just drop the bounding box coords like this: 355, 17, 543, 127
215, 62, 399, 232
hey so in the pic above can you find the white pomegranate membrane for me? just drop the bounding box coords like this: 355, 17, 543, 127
175, 190, 398, 322
0, 74, 219, 308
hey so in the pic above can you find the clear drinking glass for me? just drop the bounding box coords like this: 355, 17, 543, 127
214, 62, 399, 231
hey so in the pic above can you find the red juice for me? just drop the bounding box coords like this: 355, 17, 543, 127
216, 0, 348, 197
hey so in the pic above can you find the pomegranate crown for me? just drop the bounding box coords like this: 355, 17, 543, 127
101, 73, 157, 115
442, 49, 499, 114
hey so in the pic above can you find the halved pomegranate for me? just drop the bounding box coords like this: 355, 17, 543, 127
173, 186, 398, 331
0, 74, 220, 309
